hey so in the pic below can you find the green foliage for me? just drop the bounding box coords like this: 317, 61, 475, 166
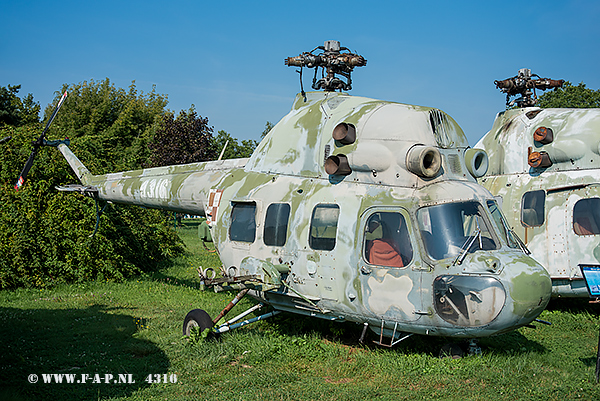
0, 84, 40, 127
0, 124, 183, 290
0, 78, 266, 290
538, 81, 600, 108
147, 106, 216, 167
211, 130, 259, 159
261, 121, 274, 139
48, 78, 168, 172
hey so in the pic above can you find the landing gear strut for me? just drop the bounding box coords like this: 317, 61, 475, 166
183, 289, 280, 337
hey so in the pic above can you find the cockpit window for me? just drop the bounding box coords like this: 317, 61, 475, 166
363, 212, 413, 267
417, 201, 498, 260
487, 200, 519, 249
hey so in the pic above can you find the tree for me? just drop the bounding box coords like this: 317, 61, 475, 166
0, 124, 183, 289
210, 130, 259, 159
0, 80, 183, 289
537, 81, 600, 108
0, 78, 268, 289
261, 121, 274, 139
146, 107, 216, 167
48, 78, 168, 172
0, 84, 40, 127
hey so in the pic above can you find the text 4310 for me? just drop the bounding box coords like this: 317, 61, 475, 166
145, 374, 178, 384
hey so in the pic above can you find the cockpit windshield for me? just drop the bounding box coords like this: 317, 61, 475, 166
487, 199, 530, 253
417, 201, 498, 260
487, 200, 519, 249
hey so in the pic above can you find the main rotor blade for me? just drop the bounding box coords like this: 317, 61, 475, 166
14, 90, 68, 190
15, 148, 39, 189
38, 90, 68, 142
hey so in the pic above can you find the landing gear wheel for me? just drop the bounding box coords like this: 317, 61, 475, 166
439, 343, 464, 359
183, 309, 214, 336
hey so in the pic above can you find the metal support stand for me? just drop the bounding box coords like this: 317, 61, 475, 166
468, 339, 482, 356
372, 320, 413, 347
89, 197, 108, 238
596, 326, 600, 383
359, 322, 369, 344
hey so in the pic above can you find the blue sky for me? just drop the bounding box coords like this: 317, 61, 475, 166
2, 0, 599, 146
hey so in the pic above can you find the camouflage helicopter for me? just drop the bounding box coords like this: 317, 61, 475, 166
474, 69, 600, 298
19, 42, 552, 347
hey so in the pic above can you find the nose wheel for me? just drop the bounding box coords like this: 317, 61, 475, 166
183, 309, 214, 336
439, 339, 481, 358
467, 339, 482, 356
439, 343, 464, 359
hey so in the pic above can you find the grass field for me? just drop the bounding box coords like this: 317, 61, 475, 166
2, 220, 600, 400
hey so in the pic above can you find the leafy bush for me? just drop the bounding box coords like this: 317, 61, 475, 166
0, 124, 183, 289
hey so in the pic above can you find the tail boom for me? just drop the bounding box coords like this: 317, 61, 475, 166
57, 143, 247, 216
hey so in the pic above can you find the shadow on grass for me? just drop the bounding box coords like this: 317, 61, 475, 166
546, 298, 600, 315
580, 356, 599, 368
151, 270, 204, 291
256, 311, 546, 356
0, 305, 169, 401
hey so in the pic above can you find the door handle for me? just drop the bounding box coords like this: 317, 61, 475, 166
360, 266, 372, 274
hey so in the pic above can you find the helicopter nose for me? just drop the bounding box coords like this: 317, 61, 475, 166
507, 257, 552, 324
432, 254, 551, 330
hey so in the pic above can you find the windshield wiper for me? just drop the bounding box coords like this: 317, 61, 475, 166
510, 229, 530, 254
453, 216, 484, 266
476, 216, 483, 249
499, 214, 530, 254
453, 228, 480, 266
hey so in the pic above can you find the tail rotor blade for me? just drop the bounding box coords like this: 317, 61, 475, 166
14, 90, 68, 190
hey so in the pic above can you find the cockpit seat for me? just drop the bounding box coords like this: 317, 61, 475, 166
368, 239, 404, 267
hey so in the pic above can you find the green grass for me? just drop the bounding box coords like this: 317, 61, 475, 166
2, 219, 600, 400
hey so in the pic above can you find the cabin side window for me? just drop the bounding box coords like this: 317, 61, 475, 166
264, 203, 290, 246
309, 204, 340, 251
363, 211, 413, 267
521, 190, 545, 227
573, 198, 600, 235
229, 202, 256, 243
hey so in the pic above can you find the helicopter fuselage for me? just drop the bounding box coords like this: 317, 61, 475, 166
58, 91, 551, 339
476, 107, 600, 298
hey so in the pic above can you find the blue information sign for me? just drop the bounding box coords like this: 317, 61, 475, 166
580, 264, 600, 297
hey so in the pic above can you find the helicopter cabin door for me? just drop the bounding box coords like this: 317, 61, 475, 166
289, 202, 344, 302
358, 207, 422, 322
565, 187, 600, 279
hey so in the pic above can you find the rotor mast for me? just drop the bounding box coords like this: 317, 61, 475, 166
285, 40, 367, 92
494, 68, 564, 108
